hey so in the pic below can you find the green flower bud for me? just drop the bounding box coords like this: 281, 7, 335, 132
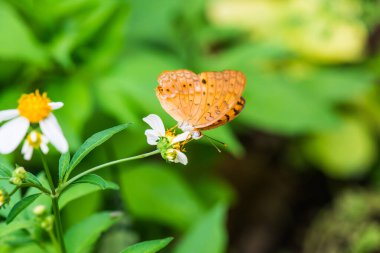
157, 137, 170, 152
41, 215, 54, 231
13, 167, 26, 180
9, 176, 23, 186
33, 205, 47, 217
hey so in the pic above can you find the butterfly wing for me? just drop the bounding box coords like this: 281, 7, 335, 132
156, 69, 246, 130
156, 70, 201, 123
198, 96, 245, 130
190, 70, 246, 129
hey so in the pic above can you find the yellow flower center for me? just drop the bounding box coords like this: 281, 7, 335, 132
18, 90, 52, 123
27, 131, 43, 148
165, 130, 181, 149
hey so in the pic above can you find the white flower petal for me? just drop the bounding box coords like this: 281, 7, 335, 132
172, 132, 191, 144
143, 114, 165, 137
24, 146, 34, 161
41, 135, 49, 144
40, 114, 68, 153
21, 140, 29, 154
30, 131, 37, 142
40, 143, 49, 154
174, 150, 188, 165
0, 109, 19, 123
145, 129, 160, 145
0, 117, 29, 154
49, 102, 64, 110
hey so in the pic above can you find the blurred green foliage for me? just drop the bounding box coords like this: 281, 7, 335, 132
0, 0, 380, 252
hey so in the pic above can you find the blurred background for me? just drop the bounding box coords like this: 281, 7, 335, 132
0, 0, 380, 252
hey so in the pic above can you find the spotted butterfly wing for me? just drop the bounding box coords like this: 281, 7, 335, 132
156, 69, 246, 131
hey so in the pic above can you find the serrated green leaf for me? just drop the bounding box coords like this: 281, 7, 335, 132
72, 174, 119, 190
6, 193, 41, 224
65, 212, 122, 253
59, 152, 70, 182
174, 204, 227, 253
120, 237, 173, 253
64, 124, 131, 180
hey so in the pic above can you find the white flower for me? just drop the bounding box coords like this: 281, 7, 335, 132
21, 131, 49, 160
0, 90, 68, 154
165, 148, 188, 165
143, 114, 190, 165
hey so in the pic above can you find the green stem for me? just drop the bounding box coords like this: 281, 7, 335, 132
39, 150, 67, 253
8, 186, 20, 197
48, 229, 60, 252
59, 150, 160, 193
20, 183, 50, 195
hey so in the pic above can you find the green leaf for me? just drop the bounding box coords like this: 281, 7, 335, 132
0, 156, 13, 178
25, 172, 43, 187
59, 152, 70, 182
174, 204, 227, 253
205, 126, 245, 157
59, 183, 109, 210
65, 124, 131, 179
120, 163, 204, 230
0, 1, 46, 64
65, 212, 121, 253
6, 193, 41, 224
120, 237, 173, 253
72, 174, 119, 190
47, 80, 94, 149
0, 221, 34, 238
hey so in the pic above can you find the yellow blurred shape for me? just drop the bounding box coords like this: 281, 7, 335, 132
208, 0, 367, 63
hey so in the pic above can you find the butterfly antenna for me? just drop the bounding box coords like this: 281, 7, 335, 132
204, 135, 227, 153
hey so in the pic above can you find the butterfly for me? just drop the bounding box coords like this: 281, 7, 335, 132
156, 69, 246, 138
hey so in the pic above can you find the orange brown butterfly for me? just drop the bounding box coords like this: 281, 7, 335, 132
156, 69, 246, 139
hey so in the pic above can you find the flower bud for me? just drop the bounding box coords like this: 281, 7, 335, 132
41, 215, 54, 231
33, 205, 47, 217
9, 176, 23, 186
14, 167, 27, 180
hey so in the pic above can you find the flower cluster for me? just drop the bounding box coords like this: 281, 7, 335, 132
0, 90, 68, 160
33, 205, 54, 231
144, 114, 191, 165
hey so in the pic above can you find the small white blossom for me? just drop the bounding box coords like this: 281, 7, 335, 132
21, 131, 49, 160
143, 114, 190, 165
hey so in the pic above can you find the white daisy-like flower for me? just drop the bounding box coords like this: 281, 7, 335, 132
0, 90, 68, 155
143, 114, 190, 165
21, 130, 49, 160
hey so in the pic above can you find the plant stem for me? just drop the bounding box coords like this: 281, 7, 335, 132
39, 150, 67, 253
59, 149, 160, 192
48, 229, 60, 252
